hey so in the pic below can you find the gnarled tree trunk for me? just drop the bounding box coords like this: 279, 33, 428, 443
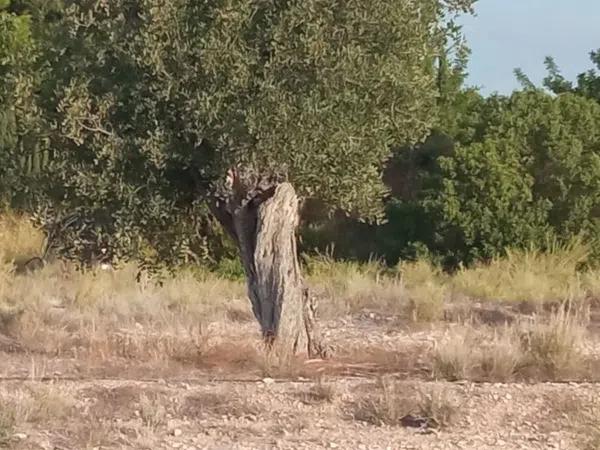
211, 173, 328, 358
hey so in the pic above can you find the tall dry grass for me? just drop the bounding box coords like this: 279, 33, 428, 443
0, 212, 44, 264
451, 239, 591, 304
305, 253, 406, 317
350, 378, 459, 429
399, 260, 447, 322
433, 309, 589, 382
1, 210, 599, 381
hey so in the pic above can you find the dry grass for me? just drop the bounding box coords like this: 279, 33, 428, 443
520, 309, 587, 379
305, 255, 450, 322
296, 379, 336, 405
434, 325, 524, 382
400, 260, 447, 322
581, 403, 600, 450
433, 327, 479, 381
479, 326, 524, 381
138, 392, 168, 429
0, 383, 75, 446
433, 310, 588, 382
350, 378, 458, 429
451, 240, 590, 304
0, 211, 598, 385
0, 212, 44, 264
0, 405, 15, 448
548, 394, 600, 450
305, 254, 406, 317
181, 391, 259, 419
0, 258, 252, 366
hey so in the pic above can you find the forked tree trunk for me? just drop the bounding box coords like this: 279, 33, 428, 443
211, 179, 328, 358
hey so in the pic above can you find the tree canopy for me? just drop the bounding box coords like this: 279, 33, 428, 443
307, 49, 600, 267
543, 50, 600, 102
6, 0, 600, 275
4, 0, 473, 268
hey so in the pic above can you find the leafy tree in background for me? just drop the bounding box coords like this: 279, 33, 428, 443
300, 28, 486, 265
312, 47, 600, 269
0, 0, 35, 201
13, 0, 475, 354
426, 90, 600, 265
543, 50, 600, 102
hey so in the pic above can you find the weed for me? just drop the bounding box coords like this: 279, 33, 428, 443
452, 239, 589, 304
520, 309, 586, 379
433, 328, 478, 381
479, 326, 524, 381
297, 379, 336, 405
138, 393, 168, 429
351, 378, 458, 429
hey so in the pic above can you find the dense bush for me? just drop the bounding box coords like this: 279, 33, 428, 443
427, 90, 600, 265
304, 87, 600, 268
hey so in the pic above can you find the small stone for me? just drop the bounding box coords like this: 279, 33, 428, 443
505, 393, 512, 400
172, 428, 183, 437
13, 433, 27, 440
262, 377, 275, 385
329, 443, 338, 449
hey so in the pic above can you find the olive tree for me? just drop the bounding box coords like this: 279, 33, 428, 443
0, 0, 39, 202
24, 0, 474, 355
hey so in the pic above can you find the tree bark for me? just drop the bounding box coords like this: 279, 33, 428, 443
211, 177, 328, 358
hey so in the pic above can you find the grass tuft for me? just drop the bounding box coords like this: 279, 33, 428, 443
297, 379, 336, 405
400, 260, 447, 322
520, 308, 587, 379
0, 212, 45, 264
433, 328, 478, 381
479, 326, 524, 381
434, 310, 587, 382
350, 378, 458, 429
452, 239, 590, 304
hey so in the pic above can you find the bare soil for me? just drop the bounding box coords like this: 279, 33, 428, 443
2, 310, 600, 450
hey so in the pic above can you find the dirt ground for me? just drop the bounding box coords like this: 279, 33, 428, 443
2, 310, 600, 450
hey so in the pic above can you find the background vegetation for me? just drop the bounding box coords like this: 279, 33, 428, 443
1, 0, 600, 274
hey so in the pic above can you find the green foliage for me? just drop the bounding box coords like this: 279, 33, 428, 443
513, 68, 535, 91
544, 50, 600, 102
6, 0, 473, 268
214, 257, 246, 281
11, 0, 600, 276
305, 72, 600, 268
0, 3, 42, 205
421, 90, 600, 265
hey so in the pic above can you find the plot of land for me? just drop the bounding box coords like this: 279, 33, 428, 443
2, 254, 600, 450
2, 287, 600, 449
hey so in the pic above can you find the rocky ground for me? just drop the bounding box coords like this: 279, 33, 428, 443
1, 310, 600, 450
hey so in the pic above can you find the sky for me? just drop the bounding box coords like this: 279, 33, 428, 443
459, 0, 600, 95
